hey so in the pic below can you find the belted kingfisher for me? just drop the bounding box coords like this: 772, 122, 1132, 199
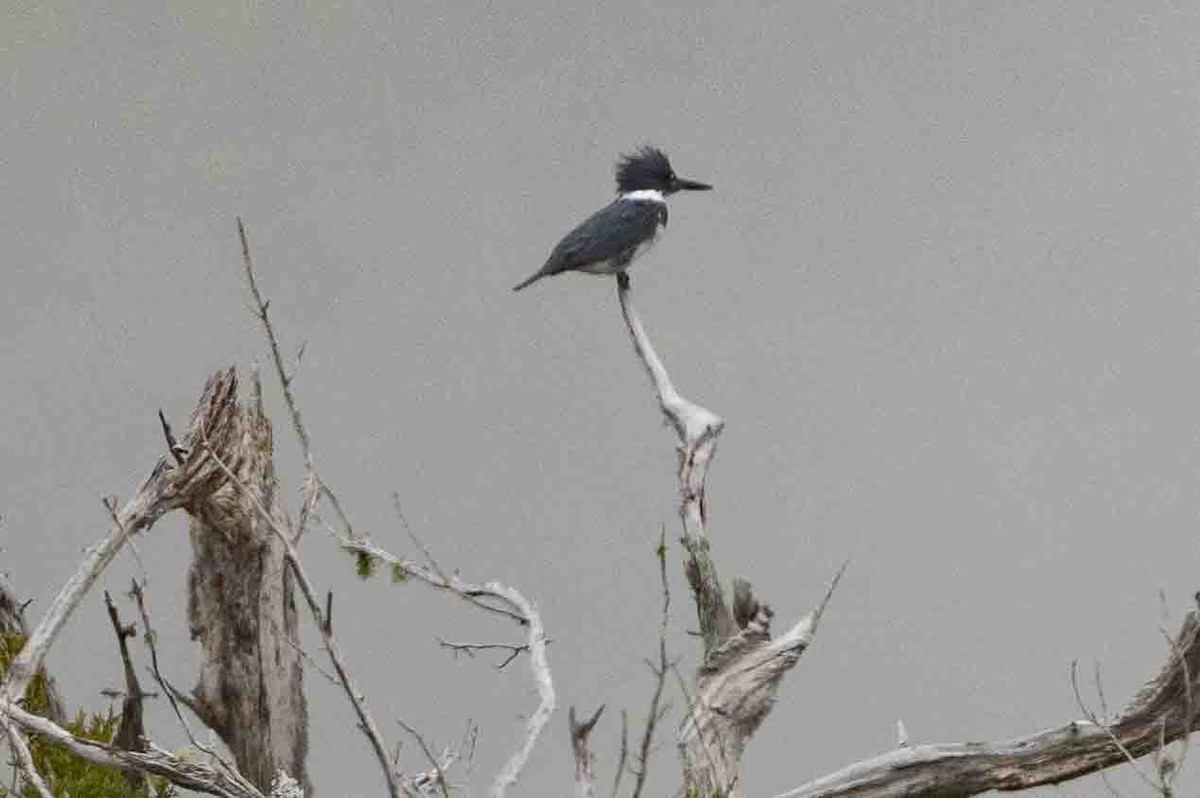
512, 147, 712, 291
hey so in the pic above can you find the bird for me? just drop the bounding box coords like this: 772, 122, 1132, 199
512, 146, 712, 291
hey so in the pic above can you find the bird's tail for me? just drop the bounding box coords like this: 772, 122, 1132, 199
512, 271, 545, 292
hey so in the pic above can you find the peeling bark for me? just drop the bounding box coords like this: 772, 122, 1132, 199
182, 369, 309, 794
1, 369, 299, 798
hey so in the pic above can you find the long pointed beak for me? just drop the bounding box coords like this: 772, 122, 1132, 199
674, 176, 713, 191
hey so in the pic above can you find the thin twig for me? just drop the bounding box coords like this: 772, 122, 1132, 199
196, 430, 409, 798
131, 579, 244, 781
631, 528, 672, 798
103, 496, 149, 595
611, 710, 628, 798
437, 639, 531, 670
328, 518, 528, 627
237, 219, 311, 463
276, 620, 339, 685
235, 220, 552, 798
1069, 660, 1158, 792
396, 719, 450, 798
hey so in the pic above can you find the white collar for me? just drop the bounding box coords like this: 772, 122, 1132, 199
618, 189, 666, 204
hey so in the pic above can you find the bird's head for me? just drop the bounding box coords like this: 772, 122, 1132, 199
615, 146, 712, 195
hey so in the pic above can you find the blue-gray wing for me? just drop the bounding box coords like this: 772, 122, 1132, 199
544, 200, 666, 273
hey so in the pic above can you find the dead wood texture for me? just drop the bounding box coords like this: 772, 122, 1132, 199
1, 368, 301, 798
182, 368, 309, 794
616, 277, 838, 798
778, 603, 1200, 797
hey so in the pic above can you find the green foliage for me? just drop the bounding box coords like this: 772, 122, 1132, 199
390, 562, 408, 583
0, 634, 176, 798
354, 550, 376, 579
682, 789, 724, 798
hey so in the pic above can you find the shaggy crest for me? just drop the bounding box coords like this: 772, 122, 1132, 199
616, 146, 675, 194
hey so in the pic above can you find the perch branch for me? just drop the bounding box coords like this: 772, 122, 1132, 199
616, 277, 732, 657
616, 275, 843, 798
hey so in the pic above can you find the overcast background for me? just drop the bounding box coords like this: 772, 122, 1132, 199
4, 2, 1200, 796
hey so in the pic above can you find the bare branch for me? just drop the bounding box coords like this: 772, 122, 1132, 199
334, 525, 528, 627
3, 370, 241, 706
437, 639, 530, 670
617, 276, 842, 798
237, 219, 311, 465
132, 578, 236, 772
611, 710, 628, 798
2, 700, 265, 798
396, 719, 450, 798
335, 536, 554, 798
235, 224, 551, 796
1070, 661, 1157, 790
195, 433, 407, 798
4, 722, 52, 798
615, 277, 731, 656
0, 584, 63, 723
631, 528, 672, 798
777, 605, 1200, 797
569, 705, 605, 798
102, 590, 147, 788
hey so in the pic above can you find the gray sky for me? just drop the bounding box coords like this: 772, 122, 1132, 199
4, 1, 1200, 795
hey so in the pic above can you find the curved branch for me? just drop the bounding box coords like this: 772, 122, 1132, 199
336, 537, 555, 798
778, 605, 1200, 797
616, 277, 731, 655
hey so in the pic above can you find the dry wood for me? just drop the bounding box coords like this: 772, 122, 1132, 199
183, 369, 309, 794
4, 700, 265, 798
778, 604, 1200, 797
569, 705, 605, 798
616, 276, 840, 798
